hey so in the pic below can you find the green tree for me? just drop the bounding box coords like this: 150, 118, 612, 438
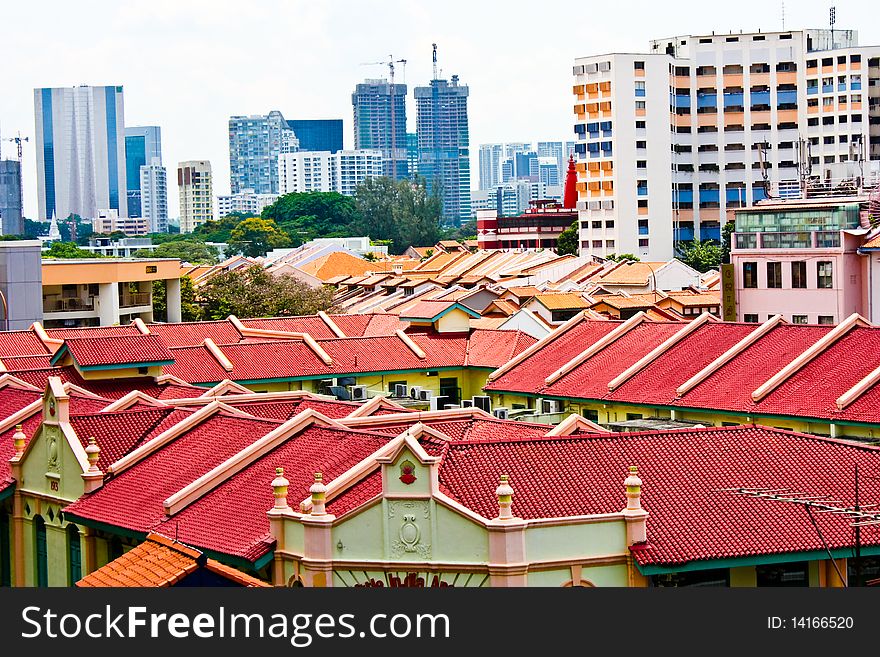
262, 192, 361, 244
676, 240, 724, 273
353, 176, 441, 254
135, 240, 219, 264
555, 221, 579, 256
606, 253, 640, 262
198, 265, 336, 319
151, 276, 203, 322
721, 220, 735, 264
228, 217, 290, 257
43, 242, 102, 258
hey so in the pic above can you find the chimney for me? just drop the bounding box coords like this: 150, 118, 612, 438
310, 472, 327, 516
272, 467, 290, 510
621, 466, 649, 545
495, 474, 515, 520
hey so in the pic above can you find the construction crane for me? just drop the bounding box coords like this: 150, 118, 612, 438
360, 55, 407, 178
2, 131, 29, 161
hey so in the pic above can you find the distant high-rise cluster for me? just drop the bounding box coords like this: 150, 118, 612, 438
177, 160, 213, 233
278, 150, 383, 196
125, 126, 167, 233
228, 111, 298, 195
351, 80, 409, 180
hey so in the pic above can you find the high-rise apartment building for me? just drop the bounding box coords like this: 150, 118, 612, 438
228, 111, 297, 195
287, 119, 343, 153
572, 28, 880, 260
352, 80, 408, 179
407, 132, 419, 179
177, 160, 213, 233
125, 126, 162, 218
0, 160, 23, 235
216, 190, 279, 218
415, 74, 471, 224
140, 157, 168, 233
34, 85, 127, 221
479, 143, 504, 189
277, 150, 383, 196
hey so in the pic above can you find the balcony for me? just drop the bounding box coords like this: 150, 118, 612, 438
43, 296, 95, 313
121, 292, 151, 308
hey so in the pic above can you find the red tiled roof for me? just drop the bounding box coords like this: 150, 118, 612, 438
227, 398, 361, 421
435, 425, 880, 566
147, 321, 244, 347
0, 330, 49, 358
64, 414, 284, 536
464, 329, 537, 368
399, 300, 464, 320
58, 334, 175, 368
1, 354, 54, 370
44, 325, 143, 341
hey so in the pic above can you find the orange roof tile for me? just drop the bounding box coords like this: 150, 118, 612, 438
531, 293, 591, 310
597, 262, 668, 285
297, 252, 376, 281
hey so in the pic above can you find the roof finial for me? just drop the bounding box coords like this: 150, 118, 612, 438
622, 465, 648, 546
85, 436, 101, 473
310, 472, 327, 515
272, 467, 290, 510
12, 424, 26, 457
624, 465, 642, 510
495, 474, 514, 520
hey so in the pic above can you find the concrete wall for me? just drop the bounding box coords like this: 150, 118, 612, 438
0, 241, 42, 330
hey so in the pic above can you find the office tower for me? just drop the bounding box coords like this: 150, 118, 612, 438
352, 80, 408, 179
177, 160, 213, 233
286, 119, 343, 153
140, 157, 168, 233
537, 157, 560, 186
228, 111, 297, 195
415, 72, 471, 224
34, 85, 127, 221
277, 150, 383, 196
216, 190, 280, 218
572, 28, 880, 261
407, 132, 419, 179
0, 160, 23, 235
537, 141, 565, 182
478, 143, 504, 189
125, 126, 162, 218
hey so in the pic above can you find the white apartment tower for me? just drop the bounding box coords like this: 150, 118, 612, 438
177, 160, 213, 233
277, 150, 383, 196
573, 29, 880, 260
140, 158, 168, 233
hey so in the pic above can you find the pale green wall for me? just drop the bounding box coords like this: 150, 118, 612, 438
526, 563, 629, 587
525, 521, 626, 562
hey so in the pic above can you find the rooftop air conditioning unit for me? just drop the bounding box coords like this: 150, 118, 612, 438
541, 399, 561, 414
429, 395, 448, 411
472, 395, 492, 413
444, 404, 460, 410
493, 407, 510, 420
418, 389, 433, 402
410, 386, 422, 399
461, 399, 474, 408
349, 385, 367, 401
394, 384, 408, 398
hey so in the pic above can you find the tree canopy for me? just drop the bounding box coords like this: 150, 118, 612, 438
43, 242, 102, 259
151, 277, 203, 322
198, 265, 336, 320
353, 176, 442, 254
135, 240, 219, 264
261, 192, 361, 245
605, 253, 640, 262
555, 221, 579, 256
228, 217, 290, 257
676, 240, 724, 273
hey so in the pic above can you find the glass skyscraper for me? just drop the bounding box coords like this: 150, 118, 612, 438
415, 75, 471, 224
125, 126, 162, 218
352, 80, 408, 179
34, 85, 128, 221
287, 119, 343, 153
228, 111, 297, 194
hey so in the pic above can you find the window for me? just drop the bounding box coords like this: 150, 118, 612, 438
635, 100, 646, 110
637, 180, 648, 196
767, 262, 782, 288
583, 409, 599, 422
635, 120, 646, 129
626, 413, 643, 421
592, 220, 602, 229
742, 261, 758, 288
635, 81, 646, 96
634, 61, 645, 70
34, 516, 47, 587
68, 524, 82, 586
636, 160, 647, 169
756, 562, 808, 587
791, 261, 807, 288
792, 315, 808, 325
817, 261, 833, 288
636, 140, 647, 149
744, 313, 759, 323
818, 315, 835, 325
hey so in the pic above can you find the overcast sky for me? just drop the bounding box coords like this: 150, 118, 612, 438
2, 0, 875, 220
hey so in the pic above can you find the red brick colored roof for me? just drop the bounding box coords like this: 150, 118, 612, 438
57, 334, 175, 368
64, 414, 285, 536
147, 321, 244, 347
0, 330, 49, 357
399, 300, 469, 321
76, 533, 268, 587
0, 354, 54, 370
1, 365, 202, 400
45, 325, 143, 341
434, 425, 880, 567
486, 318, 880, 426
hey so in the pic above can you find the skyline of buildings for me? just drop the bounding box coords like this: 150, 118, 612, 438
277, 149, 384, 196
33, 85, 128, 222
139, 156, 168, 233
228, 111, 298, 196
124, 125, 162, 219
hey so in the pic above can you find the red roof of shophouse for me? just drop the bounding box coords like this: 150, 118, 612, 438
146, 321, 245, 348
485, 315, 880, 427
53, 334, 175, 368
1, 365, 202, 400
0, 330, 50, 357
